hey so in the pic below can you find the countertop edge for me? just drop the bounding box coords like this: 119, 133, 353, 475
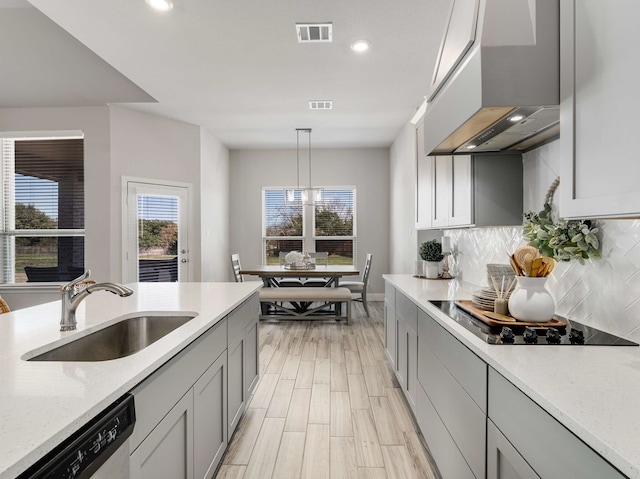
0, 282, 262, 479
383, 274, 638, 479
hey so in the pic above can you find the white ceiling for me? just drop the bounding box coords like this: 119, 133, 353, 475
2, 0, 451, 149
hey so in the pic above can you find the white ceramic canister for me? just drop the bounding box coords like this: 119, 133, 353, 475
507, 276, 555, 322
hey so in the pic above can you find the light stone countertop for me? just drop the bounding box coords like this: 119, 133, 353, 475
0, 281, 261, 479
384, 274, 640, 479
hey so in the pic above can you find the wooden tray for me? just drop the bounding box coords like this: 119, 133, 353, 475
455, 300, 567, 329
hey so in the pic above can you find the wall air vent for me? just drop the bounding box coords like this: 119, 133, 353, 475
296, 23, 333, 43
309, 101, 333, 110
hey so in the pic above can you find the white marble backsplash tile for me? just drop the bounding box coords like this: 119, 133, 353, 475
445, 141, 640, 343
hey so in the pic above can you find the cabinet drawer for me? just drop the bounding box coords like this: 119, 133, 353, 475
418, 308, 486, 411
488, 368, 626, 479
418, 336, 485, 479
415, 383, 476, 479
384, 282, 396, 307
228, 293, 259, 344
130, 319, 228, 451
396, 290, 417, 332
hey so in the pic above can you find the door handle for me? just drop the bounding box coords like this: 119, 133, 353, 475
181, 258, 189, 263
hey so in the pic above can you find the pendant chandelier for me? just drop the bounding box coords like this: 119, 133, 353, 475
286, 128, 323, 205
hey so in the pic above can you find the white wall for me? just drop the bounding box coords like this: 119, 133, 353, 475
109, 106, 202, 282
229, 148, 390, 295
200, 128, 230, 281
389, 120, 442, 275
0, 106, 111, 307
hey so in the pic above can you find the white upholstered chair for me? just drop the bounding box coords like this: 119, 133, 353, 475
339, 253, 373, 317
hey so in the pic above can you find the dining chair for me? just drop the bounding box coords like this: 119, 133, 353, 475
230, 253, 244, 282
339, 253, 373, 317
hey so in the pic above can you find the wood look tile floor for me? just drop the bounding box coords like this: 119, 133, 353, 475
217, 302, 440, 479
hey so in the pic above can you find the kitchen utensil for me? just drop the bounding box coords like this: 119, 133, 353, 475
508, 254, 523, 276
484, 310, 516, 322
513, 246, 539, 274
529, 257, 543, 277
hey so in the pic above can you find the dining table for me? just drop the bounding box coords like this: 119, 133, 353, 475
239, 264, 360, 320
239, 264, 360, 288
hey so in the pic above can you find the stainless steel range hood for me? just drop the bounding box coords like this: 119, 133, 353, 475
423, 0, 559, 155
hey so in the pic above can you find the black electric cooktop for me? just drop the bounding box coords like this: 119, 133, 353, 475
430, 300, 639, 346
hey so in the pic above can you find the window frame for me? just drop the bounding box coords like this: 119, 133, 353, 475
0, 131, 85, 285
262, 185, 356, 265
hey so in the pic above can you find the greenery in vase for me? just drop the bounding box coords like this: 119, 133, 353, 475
522, 178, 600, 264
419, 240, 444, 262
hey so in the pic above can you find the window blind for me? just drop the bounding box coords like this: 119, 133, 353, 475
1, 137, 85, 283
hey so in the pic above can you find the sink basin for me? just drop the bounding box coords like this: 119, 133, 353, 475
28, 314, 196, 361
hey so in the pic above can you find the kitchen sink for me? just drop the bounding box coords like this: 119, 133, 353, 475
27, 314, 197, 361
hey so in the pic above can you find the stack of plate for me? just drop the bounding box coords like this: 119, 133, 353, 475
472, 287, 512, 311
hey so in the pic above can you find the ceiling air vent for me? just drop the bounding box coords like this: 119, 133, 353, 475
296, 23, 333, 43
309, 100, 333, 110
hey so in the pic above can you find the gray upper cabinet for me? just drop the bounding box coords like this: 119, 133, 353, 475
416, 120, 434, 229
418, 153, 523, 229
560, 0, 640, 218
429, 0, 480, 101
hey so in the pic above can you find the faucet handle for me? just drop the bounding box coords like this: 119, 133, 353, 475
61, 270, 91, 293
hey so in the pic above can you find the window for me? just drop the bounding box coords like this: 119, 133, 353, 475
263, 187, 355, 265
0, 136, 85, 284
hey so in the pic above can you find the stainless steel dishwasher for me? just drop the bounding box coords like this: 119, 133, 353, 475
17, 393, 136, 479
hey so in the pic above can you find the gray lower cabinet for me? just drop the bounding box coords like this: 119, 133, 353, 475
228, 294, 260, 434
488, 368, 627, 479
487, 419, 539, 479
130, 389, 195, 479
194, 352, 228, 479
130, 292, 260, 479
395, 289, 418, 411
416, 308, 486, 479
384, 283, 397, 367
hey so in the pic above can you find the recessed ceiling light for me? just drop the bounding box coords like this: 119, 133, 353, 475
146, 0, 173, 12
509, 114, 525, 122
350, 40, 370, 53
466, 144, 477, 149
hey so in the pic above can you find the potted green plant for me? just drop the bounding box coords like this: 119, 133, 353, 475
419, 240, 444, 279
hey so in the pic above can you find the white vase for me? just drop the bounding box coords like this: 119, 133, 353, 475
425, 261, 440, 279
508, 276, 555, 322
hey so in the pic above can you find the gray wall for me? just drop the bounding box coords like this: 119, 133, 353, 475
229, 147, 390, 296
0, 105, 231, 309
389, 120, 440, 275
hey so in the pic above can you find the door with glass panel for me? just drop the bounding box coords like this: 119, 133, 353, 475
124, 180, 189, 283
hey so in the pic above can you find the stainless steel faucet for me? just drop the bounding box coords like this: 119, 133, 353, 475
60, 270, 134, 331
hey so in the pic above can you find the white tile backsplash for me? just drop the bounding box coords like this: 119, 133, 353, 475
446, 140, 640, 342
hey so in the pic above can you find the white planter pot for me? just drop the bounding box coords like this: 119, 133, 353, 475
425, 261, 440, 279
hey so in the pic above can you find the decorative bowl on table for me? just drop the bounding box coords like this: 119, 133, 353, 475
284, 263, 316, 270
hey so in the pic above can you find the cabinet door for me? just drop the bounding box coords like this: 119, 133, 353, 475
384, 300, 396, 368
396, 319, 408, 389
194, 352, 227, 479
405, 327, 418, 411
560, 0, 640, 218
131, 390, 194, 479
487, 420, 540, 479
416, 121, 434, 229
228, 335, 245, 434
244, 318, 259, 398
449, 155, 472, 226
432, 155, 451, 227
